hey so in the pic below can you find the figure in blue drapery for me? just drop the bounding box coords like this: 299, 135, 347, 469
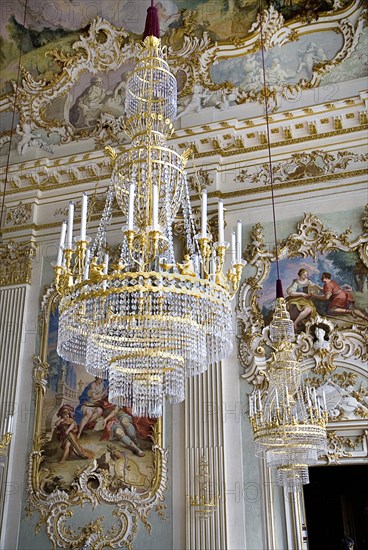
74, 377, 113, 439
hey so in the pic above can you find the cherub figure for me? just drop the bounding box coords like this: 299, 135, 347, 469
177, 85, 208, 118
177, 254, 197, 277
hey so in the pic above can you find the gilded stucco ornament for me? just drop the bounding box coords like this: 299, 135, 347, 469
322, 431, 366, 464
6, 201, 32, 226
235, 150, 368, 186
0, 240, 37, 286
1, 94, 365, 195
238, 211, 367, 402
295, 318, 368, 394
187, 168, 213, 194
248, 4, 297, 49
0, 1, 366, 150
27, 289, 168, 550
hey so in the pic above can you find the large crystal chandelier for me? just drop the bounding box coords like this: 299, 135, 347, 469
248, 1, 327, 492
249, 299, 328, 492
53, 9, 245, 418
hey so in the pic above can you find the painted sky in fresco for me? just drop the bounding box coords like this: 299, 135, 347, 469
211, 31, 344, 90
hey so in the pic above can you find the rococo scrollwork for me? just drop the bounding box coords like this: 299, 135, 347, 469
0, 1, 366, 151
238, 209, 368, 425
27, 288, 168, 550
322, 430, 367, 464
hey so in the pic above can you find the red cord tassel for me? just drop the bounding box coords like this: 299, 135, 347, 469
143, 1, 160, 39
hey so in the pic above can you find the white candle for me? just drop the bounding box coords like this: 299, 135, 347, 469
56, 221, 67, 266
211, 257, 216, 276
66, 202, 74, 249
231, 232, 236, 263
193, 254, 200, 275
312, 387, 318, 408
152, 184, 159, 230
6, 415, 14, 434
285, 386, 289, 406
236, 219, 242, 262
218, 200, 224, 243
306, 386, 312, 407
84, 249, 90, 279
275, 388, 279, 408
322, 390, 327, 411
258, 390, 262, 411
128, 183, 136, 230
103, 253, 109, 275
201, 191, 207, 237
249, 396, 254, 417
80, 193, 88, 241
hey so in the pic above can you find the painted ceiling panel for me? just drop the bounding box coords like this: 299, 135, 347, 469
0, 0, 366, 156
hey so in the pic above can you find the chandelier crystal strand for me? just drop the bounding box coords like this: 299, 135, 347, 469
89, 184, 115, 260
54, 29, 245, 418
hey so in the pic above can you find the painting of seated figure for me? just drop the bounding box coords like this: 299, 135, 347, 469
258, 251, 368, 333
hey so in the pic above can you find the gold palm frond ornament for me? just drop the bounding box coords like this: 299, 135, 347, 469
248, 3, 328, 493
53, 3, 245, 418
0, 416, 13, 468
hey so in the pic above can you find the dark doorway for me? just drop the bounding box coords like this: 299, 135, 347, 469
303, 464, 368, 550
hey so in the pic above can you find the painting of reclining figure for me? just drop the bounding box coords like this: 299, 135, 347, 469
41, 306, 156, 493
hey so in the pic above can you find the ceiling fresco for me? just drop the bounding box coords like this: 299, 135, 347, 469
211, 31, 345, 90
0, 0, 366, 155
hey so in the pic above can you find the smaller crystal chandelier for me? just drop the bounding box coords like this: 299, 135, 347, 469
248, 2, 328, 492
249, 300, 328, 492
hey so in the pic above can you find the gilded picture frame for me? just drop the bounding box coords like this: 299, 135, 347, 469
28, 287, 168, 550
237, 209, 368, 394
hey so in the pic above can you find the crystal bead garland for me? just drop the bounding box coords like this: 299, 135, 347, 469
55, 35, 245, 418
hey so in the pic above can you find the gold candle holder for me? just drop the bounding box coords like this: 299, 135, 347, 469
227, 259, 246, 297
124, 228, 136, 253
63, 248, 74, 288
196, 235, 212, 278
53, 264, 64, 294
214, 241, 229, 289
75, 238, 90, 283
148, 228, 164, 263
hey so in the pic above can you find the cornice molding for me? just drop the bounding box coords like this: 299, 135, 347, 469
1, 116, 366, 195
1, 169, 366, 237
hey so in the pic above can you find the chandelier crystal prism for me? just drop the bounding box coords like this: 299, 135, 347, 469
53, 33, 245, 418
